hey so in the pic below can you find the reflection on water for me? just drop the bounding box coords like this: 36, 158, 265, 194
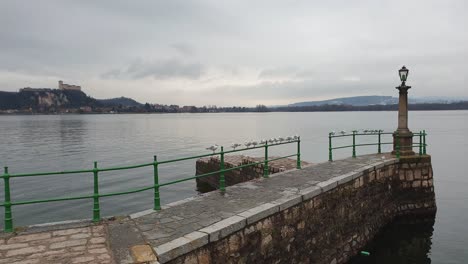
349, 215, 435, 264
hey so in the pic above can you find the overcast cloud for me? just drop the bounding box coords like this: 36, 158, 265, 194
1, 0, 467, 106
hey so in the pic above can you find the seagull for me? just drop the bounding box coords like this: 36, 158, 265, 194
251, 141, 258, 147
340, 130, 346, 135
286, 136, 293, 141
293, 135, 299, 140
231, 143, 241, 150
268, 138, 275, 144
244, 141, 252, 148
260, 139, 267, 145
363, 129, 369, 133
278, 136, 285, 142
206, 145, 218, 153
330, 131, 336, 136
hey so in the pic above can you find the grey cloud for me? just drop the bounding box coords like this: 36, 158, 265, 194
0, 0, 467, 105
102, 59, 204, 80
208, 79, 382, 102
259, 67, 314, 80
170, 43, 194, 56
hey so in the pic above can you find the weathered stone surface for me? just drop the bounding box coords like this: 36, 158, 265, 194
299, 185, 322, 201
317, 178, 338, 192
131, 244, 157, 263
199, 216, 246, 242
237, 203, 279, 225
271, 194, 303, 211
0, 224, 113, 264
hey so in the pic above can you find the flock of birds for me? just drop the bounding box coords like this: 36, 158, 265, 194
329, 129, 384, 136
205, 135, 300, 153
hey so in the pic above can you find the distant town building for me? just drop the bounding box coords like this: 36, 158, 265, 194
58, 80, 81, 91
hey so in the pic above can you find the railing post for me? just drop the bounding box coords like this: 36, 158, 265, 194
3, 166, 13, 232
92, 161, 100, 223
423, 130, 427, 155
219, 146, 226, 192
352, 130, 357, 158
328, 133, 333, 162
263, 143, 269, 178
296, 137, 301, 169
153, 155, 161, 210
396, 132, 401, 159
419, 131, 423, 156
378, 130, 382, 154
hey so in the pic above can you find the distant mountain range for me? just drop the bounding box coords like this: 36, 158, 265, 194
287, 95, 467, 107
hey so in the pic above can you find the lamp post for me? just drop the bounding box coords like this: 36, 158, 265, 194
393, 66, 415, 156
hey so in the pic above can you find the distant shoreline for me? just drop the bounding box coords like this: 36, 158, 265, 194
2, 107, 468, 115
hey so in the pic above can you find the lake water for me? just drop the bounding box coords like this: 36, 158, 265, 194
0, 111, 467, 263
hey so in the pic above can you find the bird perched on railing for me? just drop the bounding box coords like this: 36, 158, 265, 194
251, 141, 258, 147
231, 143, 241, 150
330, 131, 336, 136
363, 129, 369, 133
244, 141, 252, 148
340, 130, 346, 135
206, 145, 218, 153
260, 139, 267, 145
268, 138, 275, 144
286, 136, 293, 141
278, 136, 285, 142
293, 135, 299, 140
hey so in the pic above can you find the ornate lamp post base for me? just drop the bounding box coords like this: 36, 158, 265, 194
392, 130, 415, 156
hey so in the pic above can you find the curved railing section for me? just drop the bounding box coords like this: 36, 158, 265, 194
1, 137, 302, 232
328, 130, 427, 161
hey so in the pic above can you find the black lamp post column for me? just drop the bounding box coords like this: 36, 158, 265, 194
393, 66, 415, 156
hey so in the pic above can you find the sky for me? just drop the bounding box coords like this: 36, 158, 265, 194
0, 0, 467, 106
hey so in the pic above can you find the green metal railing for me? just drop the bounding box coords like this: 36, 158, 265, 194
328, 130, 427, 161
1, 137, 301, 232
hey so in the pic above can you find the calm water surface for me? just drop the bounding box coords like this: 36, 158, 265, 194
0, 111, 467, 263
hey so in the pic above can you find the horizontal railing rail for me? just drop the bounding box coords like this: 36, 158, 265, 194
328, 130, 427, 161
1, 137, 302, 232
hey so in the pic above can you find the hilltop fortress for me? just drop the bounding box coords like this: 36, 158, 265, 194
19, 81, 82, 92
58, 80, 81, 91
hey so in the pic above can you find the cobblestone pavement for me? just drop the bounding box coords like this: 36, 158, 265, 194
0, 225, 113, 264
131, 154, 392, 247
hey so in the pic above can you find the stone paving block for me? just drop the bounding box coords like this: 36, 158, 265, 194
271, 194, 303, 211
237, 203, 279, 225
199, 215, 246, 242
335, 172, 355, 185
6, 245, 46, 257
8, 233, 51, 243
131, 244, 157, 263
155, 231, 207, 264
351, 170, 364, 179
130, 209, 156, 219
299, 186, 322, 201
317, 179, 338, 192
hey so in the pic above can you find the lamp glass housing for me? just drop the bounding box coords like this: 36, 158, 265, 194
399, 66, 409, 82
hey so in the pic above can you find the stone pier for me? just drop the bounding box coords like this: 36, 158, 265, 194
0, 154, 435, 264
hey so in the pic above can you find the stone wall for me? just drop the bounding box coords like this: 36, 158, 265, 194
168, 155, 435, 264
196, 155, 307, 192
